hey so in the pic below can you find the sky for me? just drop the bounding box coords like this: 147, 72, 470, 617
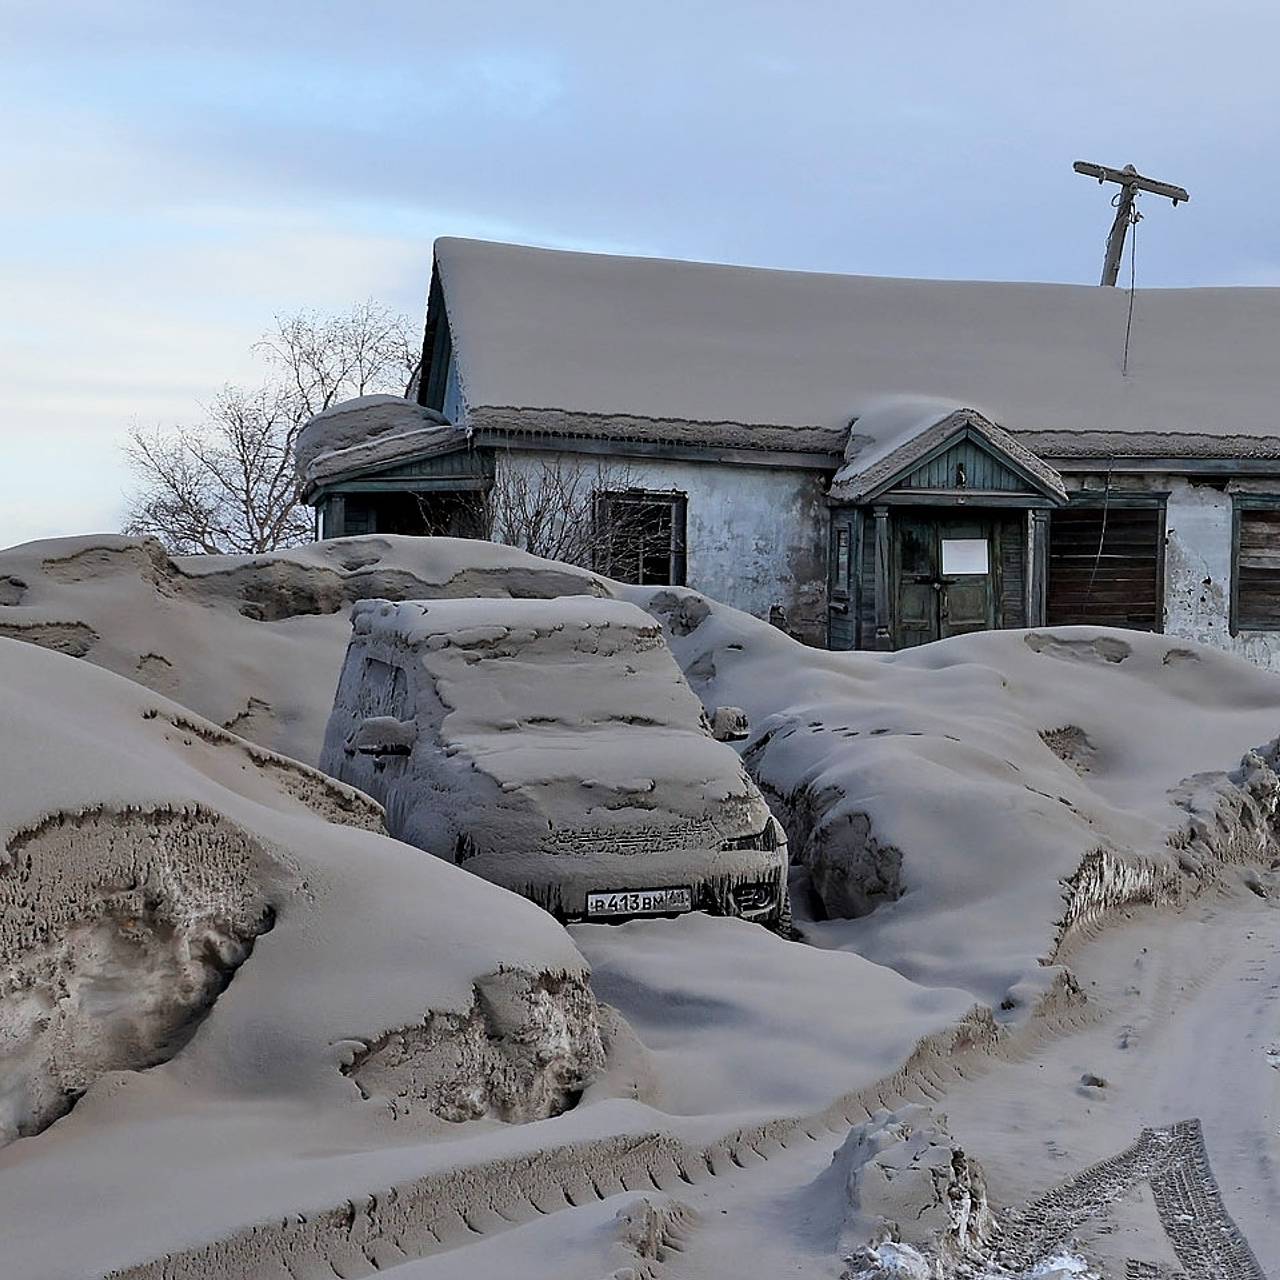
4, 0, 1280, 548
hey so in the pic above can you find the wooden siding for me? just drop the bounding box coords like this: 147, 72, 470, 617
997, 517, 1027, 628
857, 513, 877, 646
341, 498, 375, 536
353, 450, 490, 482
1234, 505, 1280, 631
827, 510, 856, 650
1047, 501, 1165, 630
898, 438, 1030, 492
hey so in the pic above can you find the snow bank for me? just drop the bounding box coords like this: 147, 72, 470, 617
0, 534, 607, 764
834, 1105, 996, 1269
574, 913, 973, 1118
8, 529, 1276, 1010
628, 586, 1280, 1006
8, 531, 1276, 1010
0, 637, 607, 1275
5, 534, 1277, 1277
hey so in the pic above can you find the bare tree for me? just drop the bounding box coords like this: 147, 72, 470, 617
124, 385, 314, 555
483, 454, 681, 582
123, 301, 417, 555
254, 300, 418, 417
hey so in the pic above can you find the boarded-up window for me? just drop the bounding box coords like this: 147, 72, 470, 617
595, 490, 688, 586
1047, 502, 1164, 631
1234, 504, 1280, 631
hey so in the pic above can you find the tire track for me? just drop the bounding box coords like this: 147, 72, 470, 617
996, 1119, 1266, 1280
104, 1008, 1013, 1280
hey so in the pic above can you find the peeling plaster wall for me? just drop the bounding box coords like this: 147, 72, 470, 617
1163, 477, 1280, 672
497, 451, 831, 644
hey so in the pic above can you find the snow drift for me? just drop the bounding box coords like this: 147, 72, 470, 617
4, 534, 1280, 1277
0, 636, 610, 1275
0, 533, 607, 763
5, 531, 1278, 1009
627, 586, 1280, 1007
6, 530, 1278, 1010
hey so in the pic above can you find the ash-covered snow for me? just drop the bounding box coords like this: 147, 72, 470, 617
573, 914, 972, 1118
293, 394, 468, 495
0, 534, 607, 764
3, 534, 1279, 1277
7, 531, 1279, 1011
436, 237, 1280, 444
627, 584, 1280, 1007
831, 1105, 996, 1267
0, 636, 608, 1275
829, 401, 1069, 503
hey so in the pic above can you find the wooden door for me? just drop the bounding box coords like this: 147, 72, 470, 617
938, 522, 995, 638
893, 515, 940, 648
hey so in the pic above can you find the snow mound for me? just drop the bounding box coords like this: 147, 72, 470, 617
7, 532, 1277, 1009
0, 534, 607, 763
343, 969, 603, 1124
629, 586, 1280, 1006
0, 636, 608, 1275
835, 1105, 996, 1271
574, 913, 974, 1118
294, 394, 468, 494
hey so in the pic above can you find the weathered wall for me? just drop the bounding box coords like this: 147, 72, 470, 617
1063, 473, 1280, 671
1163, 477, 1280, 672
497, 451, 831, 644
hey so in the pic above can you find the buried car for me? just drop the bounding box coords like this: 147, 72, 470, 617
321, 596, 788, 925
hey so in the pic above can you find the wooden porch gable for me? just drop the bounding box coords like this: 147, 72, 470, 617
830, 408, 1069, 508
828, 411, 1068, 651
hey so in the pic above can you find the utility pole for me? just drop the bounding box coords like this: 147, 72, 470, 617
1073, 161, 1190, 286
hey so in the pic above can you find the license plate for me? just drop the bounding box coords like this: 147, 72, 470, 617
585, 887, 693, 918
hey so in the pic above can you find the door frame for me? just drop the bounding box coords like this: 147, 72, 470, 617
862, 503, 1051, 650
888, 511, 1002, 649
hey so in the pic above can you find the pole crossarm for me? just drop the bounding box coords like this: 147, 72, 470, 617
1073, 160, 1190, 206
1073, 160, 1190, 286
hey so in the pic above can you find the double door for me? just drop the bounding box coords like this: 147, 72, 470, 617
894, 515, 998, 648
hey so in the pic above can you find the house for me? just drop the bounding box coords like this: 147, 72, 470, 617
296, 238, 1280, 667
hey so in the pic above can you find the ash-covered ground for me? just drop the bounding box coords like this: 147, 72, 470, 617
1, 533, 1277, 1280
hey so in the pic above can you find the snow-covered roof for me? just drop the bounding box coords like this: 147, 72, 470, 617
432, 238, 1280, 458
295, 395, 468, 495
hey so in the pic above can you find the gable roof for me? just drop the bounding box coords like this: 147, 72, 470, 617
429, 238, 1280, 460
828, 404, 1068, 504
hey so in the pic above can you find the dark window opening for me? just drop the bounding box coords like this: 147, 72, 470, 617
338, 491, 486, 539
1234, 503, 1280, 632
594, 490, 688, 586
